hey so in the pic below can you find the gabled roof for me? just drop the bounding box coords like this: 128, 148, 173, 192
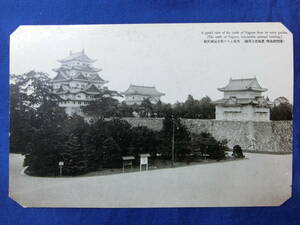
121, 84, 165, 97
83, 84, 101, 94
52, 67, 70, 73
53, 65, 101, 76
56, 85, 66, 93
218, 77, 267, 92
52, 71, 67, 81
74, 72, 88, 81
72, 65, 102, 72
90, 73, 107, 83
55, 84, 69, 94
58, 50, 96, 63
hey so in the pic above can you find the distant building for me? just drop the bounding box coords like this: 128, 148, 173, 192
51, 50, 108, 116
273, 96, 290, 107
214, 77, 273, 121
121, 84, 165, 105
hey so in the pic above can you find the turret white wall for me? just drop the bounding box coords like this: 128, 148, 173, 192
223, 91, 262, 99
124, 95, 160, 105
216, 105, 270, 121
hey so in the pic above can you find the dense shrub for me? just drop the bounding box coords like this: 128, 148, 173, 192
232, 145, 245, 158
191, 132, 227, 161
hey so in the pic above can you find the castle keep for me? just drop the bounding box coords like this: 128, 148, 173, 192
51, 50, 108, 116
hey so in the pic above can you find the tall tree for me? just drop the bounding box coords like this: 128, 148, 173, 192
271, 103, 293, 120
10, 71, 67, 154
12, 71, 69, 176
171, 95, 216, 119
81, 89, 122, 120
198, 96, 215, 119
10, 80, 35, 153
60, 133, 89, 176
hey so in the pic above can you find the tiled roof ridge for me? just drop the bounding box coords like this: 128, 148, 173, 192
130, 84, 156, 88
122, 84, 165, 97
218, 77, 266, 92
58, 49, 96, 63
230, 77, 256, 81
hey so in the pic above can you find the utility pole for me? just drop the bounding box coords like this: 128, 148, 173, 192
171, 115, 175, 168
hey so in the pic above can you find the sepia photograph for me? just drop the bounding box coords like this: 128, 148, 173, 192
9, 23, 293, 207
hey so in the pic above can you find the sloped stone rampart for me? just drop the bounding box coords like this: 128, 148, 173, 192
123, 118, 292, 153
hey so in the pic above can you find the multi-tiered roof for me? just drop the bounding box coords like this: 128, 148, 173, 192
214, 77, 272, 107
57, 50, 96, 63
51, 50, 108, 95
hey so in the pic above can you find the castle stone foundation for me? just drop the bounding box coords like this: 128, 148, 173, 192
123, 118, 292, 153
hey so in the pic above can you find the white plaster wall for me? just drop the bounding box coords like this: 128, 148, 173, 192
70, 81, 86, 89
75, 93, 86, 100
94, 83, 103, 89
53, 84, 60, 90
64, 106, 85, 117
216, 105, 270, 121
59, 101, 88, 108
125, 95, 160, 105
224, 91, 262, 99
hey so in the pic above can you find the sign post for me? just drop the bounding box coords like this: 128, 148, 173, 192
58, 161, 64, 177
172, 115, 175, 167
140, 154, 150, 172
122, 156, 135, 173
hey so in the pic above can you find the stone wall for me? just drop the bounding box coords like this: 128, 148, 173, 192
123, 118, 292, 153
123, 118, 164, 131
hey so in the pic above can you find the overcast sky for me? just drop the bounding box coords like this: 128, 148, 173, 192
10, 23, 293, 103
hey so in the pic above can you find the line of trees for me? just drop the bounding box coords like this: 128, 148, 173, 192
22, 115, 228, 176
82, 91, 293, 121
82, 94, 216, 119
